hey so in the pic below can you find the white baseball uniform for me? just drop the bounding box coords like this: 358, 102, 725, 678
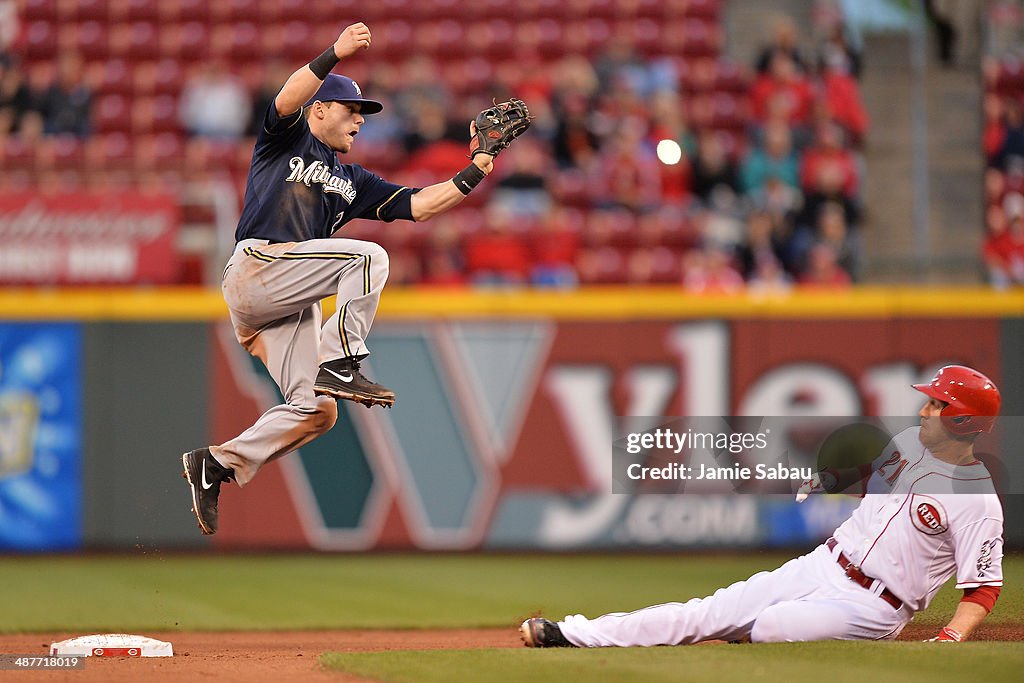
558, 427, 1004, 646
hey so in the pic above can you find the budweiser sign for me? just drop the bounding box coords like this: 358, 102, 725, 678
0, 192, 181, 284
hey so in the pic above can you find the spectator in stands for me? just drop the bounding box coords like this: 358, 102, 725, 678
0, 55, 31, 135
923, 0, 958, 68
691, 130, 740, 210
590, 121, 662, 212
815, 52, 870, 148
489, 139, 553, 220
550, 56, 602, 169
39, 53, 93, 137
463, 206, 531, 286
814, 199, 860, 280
991, 97, 1024, 173
754, 14, 808, 76
0, 1, 18, 53
983, 94, 1007, 164
400, 97, 466, 158
594, 31, 652, 97
248, 60, 292, 137
552, 91, 600, 169
682, 248, 744, 293
736, 210, 789, 281
800, 121, 859, 199
983, 205, 1024, 288
178, 61, 251, 140
750, 52, 815, 137
740, 120, 799, 193
798, 242, 851, 288
530, 208, 581, 289
815, 17, 862, 80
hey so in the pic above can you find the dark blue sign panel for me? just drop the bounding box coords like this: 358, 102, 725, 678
0, 324, 81, 550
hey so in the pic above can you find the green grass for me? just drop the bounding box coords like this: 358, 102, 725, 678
321, 642, 1024, 683
0, 553, 1020, 632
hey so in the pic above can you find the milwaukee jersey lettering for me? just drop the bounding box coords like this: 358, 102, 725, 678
832, 427, 1004, 613
235, 103, 412, 244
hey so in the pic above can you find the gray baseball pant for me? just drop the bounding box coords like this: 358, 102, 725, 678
211, 237, 389, 485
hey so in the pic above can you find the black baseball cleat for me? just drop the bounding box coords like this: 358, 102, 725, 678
181, 448, 234, 535
314, 357, 396, 408
520, 618, 577, 648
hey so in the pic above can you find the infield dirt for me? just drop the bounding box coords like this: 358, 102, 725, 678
1, 624, 1021, 682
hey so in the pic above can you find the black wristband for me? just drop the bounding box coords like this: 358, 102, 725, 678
309, 46, 340, 80
453, 163, 486, 195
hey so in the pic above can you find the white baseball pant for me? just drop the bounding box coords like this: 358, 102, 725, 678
558, 544, 912, 646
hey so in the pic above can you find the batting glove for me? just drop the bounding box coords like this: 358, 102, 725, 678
925, 627, 963, 642
795, 471, 837, 503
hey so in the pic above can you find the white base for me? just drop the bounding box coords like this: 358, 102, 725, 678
50, 634, 173, 657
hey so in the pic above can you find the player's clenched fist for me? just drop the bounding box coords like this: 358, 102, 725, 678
334, 23, 372, 59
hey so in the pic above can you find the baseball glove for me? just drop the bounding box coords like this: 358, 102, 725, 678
469, 98, 533, 158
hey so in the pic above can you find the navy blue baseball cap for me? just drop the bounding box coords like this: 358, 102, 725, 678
303, 74, 383, 115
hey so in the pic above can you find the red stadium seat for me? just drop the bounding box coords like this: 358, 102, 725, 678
23, 21, 58, 60
177, 22, 211, 62
576, 246, 628, 284
684, 0, 722, 20
680, 19, 721, 57
279, 21, 314, 61
49, 136, 86, 167
75, 21, 110, 60
1, 136, 36, 168
174, 0, 211, 24
376, 20, 415, 58
635, 0, 666, 20
224, 0, 259, 22
152, 59, 185, 96
107, 22, 157, 61
227, 22, 261, 60
583, 0, 616, 18
713, 59, 750, 93
125, 0, 159, 22
75, 0, 108, 22
95, 58, 132, 96
583, 18, 613, 56
93, 94, 131, 133
21, 0, 57, 22
631, 18, 663, 58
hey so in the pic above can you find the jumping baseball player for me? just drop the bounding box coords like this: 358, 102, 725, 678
181, 22, 531, 535
522, 365, 1004, 645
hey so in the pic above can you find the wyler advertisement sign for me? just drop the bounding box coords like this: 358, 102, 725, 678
0, 192, 180, 284
209, 317, 1005, 551
0, 323, 82, 551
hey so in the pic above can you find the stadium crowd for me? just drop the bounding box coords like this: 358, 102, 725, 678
0, 0, 871, 289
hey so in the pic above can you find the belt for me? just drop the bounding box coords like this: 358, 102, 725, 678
826, 538, 903, 610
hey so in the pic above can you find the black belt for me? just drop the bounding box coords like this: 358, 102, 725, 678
826, 537, 903, 610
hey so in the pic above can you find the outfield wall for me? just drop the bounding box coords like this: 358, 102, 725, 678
0, 287, 1022, 551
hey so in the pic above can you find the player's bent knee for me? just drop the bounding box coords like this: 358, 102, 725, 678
750, 607, 788, 643
310, 397, 339, 434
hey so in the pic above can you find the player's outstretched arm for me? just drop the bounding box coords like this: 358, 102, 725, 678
926, 601, 988, 641
410, 152, 493, 222
408, 99, 531, 221
274, 22, 372, 116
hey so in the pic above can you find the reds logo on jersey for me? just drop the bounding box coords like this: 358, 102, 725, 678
910, 494, 948, 535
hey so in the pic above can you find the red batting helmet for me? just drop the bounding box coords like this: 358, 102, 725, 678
912, 365, 1001, 435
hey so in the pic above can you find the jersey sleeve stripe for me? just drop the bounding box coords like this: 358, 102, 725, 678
376, 187, 409, 220
955, 581, 1003, 588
